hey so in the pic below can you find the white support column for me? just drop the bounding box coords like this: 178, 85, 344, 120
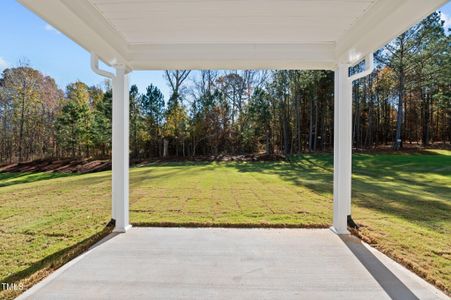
332, 63, 352, 234
112, 66, 131, 233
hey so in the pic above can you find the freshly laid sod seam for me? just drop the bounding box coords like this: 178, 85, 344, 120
132, 222, 330, 228
0, 150, 449, 297
129, 162, 333, 226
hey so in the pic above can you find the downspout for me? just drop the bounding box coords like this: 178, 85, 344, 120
90, 53, 116, 225
346, 53, 374, 229
90, 53, 115, 79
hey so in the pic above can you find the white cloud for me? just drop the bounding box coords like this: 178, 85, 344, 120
0, 57, 8, 71
44, 24, 61, 34
439, 11, 451, 31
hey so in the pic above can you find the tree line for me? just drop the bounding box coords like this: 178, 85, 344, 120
0, 12, 449, 163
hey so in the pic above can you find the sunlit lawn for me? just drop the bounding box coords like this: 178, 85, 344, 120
0, 150, 450, 298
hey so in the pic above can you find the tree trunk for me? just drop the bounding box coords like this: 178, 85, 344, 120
295, 94, 301, 153
313, 97, 318, 151
163, 139, 169, 157
308, 96, 313, 152
422, 90, 430, 146
18, 93, 26, 162
394, 67, 404, 150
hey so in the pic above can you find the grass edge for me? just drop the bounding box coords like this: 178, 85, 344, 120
0, 223, 114, 300
350, 228, 450, 296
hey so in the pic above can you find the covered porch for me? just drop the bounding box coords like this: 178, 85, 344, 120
15, 0, 449, 298
18, 0, 447, 234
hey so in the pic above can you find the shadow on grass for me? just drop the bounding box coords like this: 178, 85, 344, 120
0, 222, 114, 300
130, 152, 449, 230
0, 161, 216, 189
0, 172, 77, 188
224, 152, 450, 228
130, 162, 220, 187
138, 161, 213, 168
351, 153, 450, 229
224, 156, 333, 195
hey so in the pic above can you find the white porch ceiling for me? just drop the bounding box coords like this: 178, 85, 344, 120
90, 0, 376, 45
18, 0, 447, 70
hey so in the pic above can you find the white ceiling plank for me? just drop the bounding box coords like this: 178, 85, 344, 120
92, 1, 373, 19
91, 0, 375, 44
17, 0, 447, 70
116, 17, 349, 44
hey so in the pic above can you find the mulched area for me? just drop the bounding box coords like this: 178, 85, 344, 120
0, 154, 286, 174
1, 143, 449, 174
0, 159, 111, 174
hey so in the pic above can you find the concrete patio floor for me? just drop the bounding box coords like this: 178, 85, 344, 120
18, 228, 447, 300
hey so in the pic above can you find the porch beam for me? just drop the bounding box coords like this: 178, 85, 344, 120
127, 43, 336, 70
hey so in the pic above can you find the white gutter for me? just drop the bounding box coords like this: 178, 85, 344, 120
90, 52, 115, 79
348, 53, 374, 82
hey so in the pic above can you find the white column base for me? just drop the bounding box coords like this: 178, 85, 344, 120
113, 224, 132, 233
330, 226, 349, 235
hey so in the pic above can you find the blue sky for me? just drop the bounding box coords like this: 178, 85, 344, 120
0, 0, 171, 97
1, 0, 450, 100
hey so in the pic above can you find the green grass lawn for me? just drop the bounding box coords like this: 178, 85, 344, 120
0, 150, 450, 298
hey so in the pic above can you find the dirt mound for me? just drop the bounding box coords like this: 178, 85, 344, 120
353, 142, 451, 153
0, 159, 111, 174
0, 154, 286, 174
213, 153, 285, 162
140, 153, 286, 162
